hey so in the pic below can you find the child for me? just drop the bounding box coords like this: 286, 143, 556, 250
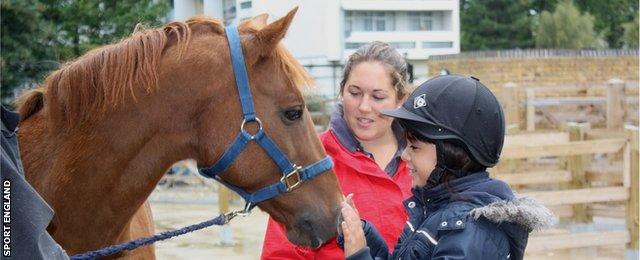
339, 75, 555, 260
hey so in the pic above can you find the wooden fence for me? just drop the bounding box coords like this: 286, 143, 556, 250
492, 125, 639, 255
501, 79, 639, 132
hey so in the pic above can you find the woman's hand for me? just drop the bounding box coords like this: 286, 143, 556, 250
341, 194, 366, 258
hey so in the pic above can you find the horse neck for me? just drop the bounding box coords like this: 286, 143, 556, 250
21, 107, 196, 252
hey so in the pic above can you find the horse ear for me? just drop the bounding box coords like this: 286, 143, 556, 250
251, 7, 297, 56
251, 13, 269, 29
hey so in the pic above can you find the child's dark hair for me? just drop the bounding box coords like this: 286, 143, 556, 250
405, 128, 486, 186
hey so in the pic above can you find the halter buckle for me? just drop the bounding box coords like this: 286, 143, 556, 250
281, 165, 303, 192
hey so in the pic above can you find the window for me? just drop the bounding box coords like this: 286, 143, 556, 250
408, 11, 433, 31
375, 20, 385, 31
422, 41, 453, 48
345, 42, 367, 49
344, 11, 395, 33
373, 12, 385, 31
364, 15, 373, 31
390, 42, 416, 49
240, 1, 252, 9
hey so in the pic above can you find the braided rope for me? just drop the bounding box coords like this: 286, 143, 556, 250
70, 214, 227, 260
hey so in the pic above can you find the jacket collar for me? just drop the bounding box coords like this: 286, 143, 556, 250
1, 105, 20, 136
329, 102, 360, 153
411, 171, 492, 206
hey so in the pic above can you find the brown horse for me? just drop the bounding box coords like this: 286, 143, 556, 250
15, 9, 342, 258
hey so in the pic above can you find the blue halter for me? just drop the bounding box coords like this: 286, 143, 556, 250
198, 26, 334, 211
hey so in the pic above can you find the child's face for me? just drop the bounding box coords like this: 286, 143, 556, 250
401, 138, 437, 188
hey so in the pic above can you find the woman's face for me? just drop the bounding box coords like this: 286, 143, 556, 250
401, 138, 437, 188
341, 61, 402, 142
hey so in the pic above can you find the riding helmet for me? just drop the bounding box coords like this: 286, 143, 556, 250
381, 74, 505, 167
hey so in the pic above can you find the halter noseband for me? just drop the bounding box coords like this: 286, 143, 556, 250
198, 26, 333, 211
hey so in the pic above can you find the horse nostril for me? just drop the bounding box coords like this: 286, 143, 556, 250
298, 214, 316, 232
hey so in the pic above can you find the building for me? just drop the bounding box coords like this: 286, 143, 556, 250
171, 0, 460, 97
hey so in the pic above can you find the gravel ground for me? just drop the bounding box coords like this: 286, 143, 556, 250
150, 186, 268, 260
148, 185, 632, 260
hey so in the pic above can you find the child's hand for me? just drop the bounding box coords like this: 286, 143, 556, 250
340, 194, 365, 257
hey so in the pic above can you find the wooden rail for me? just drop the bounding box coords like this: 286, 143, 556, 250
501, 138, 626, 159
528, 231, 630, 252
495, 125, 639, 253
500, 79, 638, 131
520, 187, 629, 206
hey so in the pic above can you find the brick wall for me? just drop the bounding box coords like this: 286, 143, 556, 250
427, 49, 639, 91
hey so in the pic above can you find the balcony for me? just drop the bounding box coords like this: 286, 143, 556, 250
344, 30, 459, 59
342, 0, 457, 11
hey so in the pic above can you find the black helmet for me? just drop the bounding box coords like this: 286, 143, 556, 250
381, 75, 505, 168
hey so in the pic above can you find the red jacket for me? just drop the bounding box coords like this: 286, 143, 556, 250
261, 130, 412, 259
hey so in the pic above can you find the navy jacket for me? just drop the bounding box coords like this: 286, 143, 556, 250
1, 106, 69, 259
344, 171, 554, 260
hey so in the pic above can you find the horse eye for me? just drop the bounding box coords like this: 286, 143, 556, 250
284, 109, 303, 121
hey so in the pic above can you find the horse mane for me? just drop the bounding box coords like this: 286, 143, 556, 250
274, 45, 314, 90
17, 16, 312, 127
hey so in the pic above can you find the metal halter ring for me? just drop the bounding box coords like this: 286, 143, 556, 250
223, 202, 253, 224
240, 117, 263, 137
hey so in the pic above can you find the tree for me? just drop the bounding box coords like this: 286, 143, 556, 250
42, 0, 170, 61
535, 0, 602, 49
574, 0, 639, 48
1, 0, 58, 104
460, 0, 536, 50
526, 0, 638, 48
1, 0, 169, 106
622, 12, 639, 48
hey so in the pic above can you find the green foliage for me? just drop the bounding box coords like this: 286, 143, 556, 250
1, 0, 57, 104
42, 0, 170, 60
574, 0, 639, 48
622, 12, 639, 48
303, 93, 327, 112
460, 0, 535, 50
460, 0, 638, 50
1, 0, 169, 106
535, 1, 602, 49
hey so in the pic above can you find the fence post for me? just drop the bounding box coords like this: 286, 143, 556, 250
625, 125, 639, 250
566, 122, 592, 223
526, 88, 536, 131
607, 78, 625, 130
503, 82, 520, 133
218, 185, 235, 245
607, 79, 626, 162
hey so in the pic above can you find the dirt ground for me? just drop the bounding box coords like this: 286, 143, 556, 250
149, 184, 634, 260
150, 186, 268, 260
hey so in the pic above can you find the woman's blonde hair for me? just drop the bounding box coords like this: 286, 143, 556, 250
339, 41, 410, 99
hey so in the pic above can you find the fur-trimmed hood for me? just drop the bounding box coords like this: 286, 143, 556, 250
408, 171, 556, 260
470, 196, 556, 231
414, 171, 556, 231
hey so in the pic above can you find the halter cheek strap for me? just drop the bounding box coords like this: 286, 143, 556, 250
198, 26, 333, 210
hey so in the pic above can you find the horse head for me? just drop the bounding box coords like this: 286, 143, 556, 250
157, 9, 343, 247
16, 8, 342, 252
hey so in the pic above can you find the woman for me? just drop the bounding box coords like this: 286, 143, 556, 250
340, 75, 555, 260
261, 42, 413, 259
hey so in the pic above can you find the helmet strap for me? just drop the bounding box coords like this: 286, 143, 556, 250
424, 140, 465, 189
